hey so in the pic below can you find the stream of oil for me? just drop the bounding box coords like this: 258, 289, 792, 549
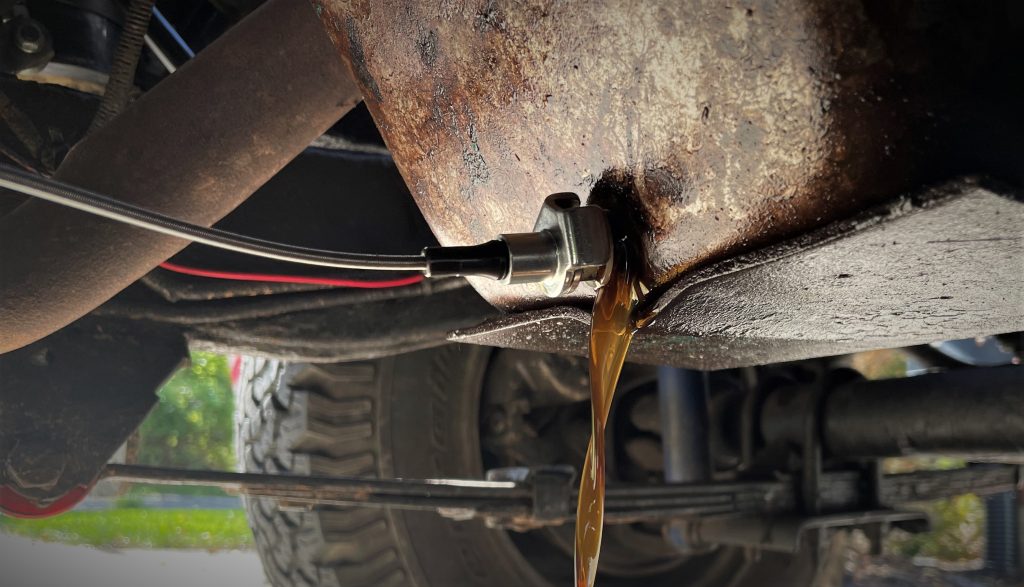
574, 248, 642, 587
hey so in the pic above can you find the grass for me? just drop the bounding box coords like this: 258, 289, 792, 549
0, 509, 253, 551
122, 482, 233, 498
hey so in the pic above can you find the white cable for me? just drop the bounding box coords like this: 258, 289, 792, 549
0, 164, 428, 272
144, 35, 177, 73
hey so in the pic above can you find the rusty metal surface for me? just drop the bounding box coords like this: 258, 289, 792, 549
316, 0, 1022, 310
452, 179, 1024, 369
0, 316, 186, 508
0, 0, 360, 353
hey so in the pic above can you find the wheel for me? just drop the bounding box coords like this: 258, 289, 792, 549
236, 346, 819, 586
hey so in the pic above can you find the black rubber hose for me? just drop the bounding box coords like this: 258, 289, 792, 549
90, 0, 155, 131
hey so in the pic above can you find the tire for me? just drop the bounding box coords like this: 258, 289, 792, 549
237, 346, 821, 587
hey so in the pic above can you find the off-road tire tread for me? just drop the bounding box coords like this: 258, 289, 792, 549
238, 357, 411, 587
236, 350, 817, 587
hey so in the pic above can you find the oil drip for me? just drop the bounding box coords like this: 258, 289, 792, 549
574, 246, 641, 587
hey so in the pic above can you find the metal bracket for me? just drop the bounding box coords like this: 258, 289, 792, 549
692, 510, 930, 554
485, 465, 576, 529
0, 317, 187, 517
801, 380, 828, 515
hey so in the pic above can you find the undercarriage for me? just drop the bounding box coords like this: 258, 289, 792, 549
0, 0, 1021, 585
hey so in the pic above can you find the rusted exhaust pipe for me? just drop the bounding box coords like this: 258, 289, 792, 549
0, 0, 360, 353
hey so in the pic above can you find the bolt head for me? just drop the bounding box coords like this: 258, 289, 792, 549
5, 442, 66, 491
15, 21, 44, 54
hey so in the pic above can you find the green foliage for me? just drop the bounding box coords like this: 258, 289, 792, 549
135, 352, 235, 472
883, 456, 966, 475
851, 349, 909, 380
0, 353, 250, 552
889, 494, 985, 562
0, 510, 252, 550
885, 459, 983, 562
122, 482, 228, 498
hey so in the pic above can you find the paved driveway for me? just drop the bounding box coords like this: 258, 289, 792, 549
0, 532, 268, 587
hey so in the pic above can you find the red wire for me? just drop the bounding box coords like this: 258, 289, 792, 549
158, 262, 424, 289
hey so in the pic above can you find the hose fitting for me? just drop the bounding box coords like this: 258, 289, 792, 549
500, 193, 613, 297
424, 193, 613, 297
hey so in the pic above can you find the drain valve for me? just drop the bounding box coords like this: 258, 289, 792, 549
499, 193, 613, 297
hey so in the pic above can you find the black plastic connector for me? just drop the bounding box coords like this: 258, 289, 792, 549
422, 240, 510, 280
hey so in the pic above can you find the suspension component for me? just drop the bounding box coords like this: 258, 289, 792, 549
0, 0, 360, 354
67, 462, 1019, 538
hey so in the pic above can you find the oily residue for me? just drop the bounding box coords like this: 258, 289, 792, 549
311, 0, 1009, 311
575, 247, 641, 587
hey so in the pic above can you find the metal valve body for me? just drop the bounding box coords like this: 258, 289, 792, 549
500, 193, 613, 298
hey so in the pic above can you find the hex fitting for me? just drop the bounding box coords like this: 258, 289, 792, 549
5, 440, 66, 492
15, 21, 45, 54
500, 193, 613, 297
